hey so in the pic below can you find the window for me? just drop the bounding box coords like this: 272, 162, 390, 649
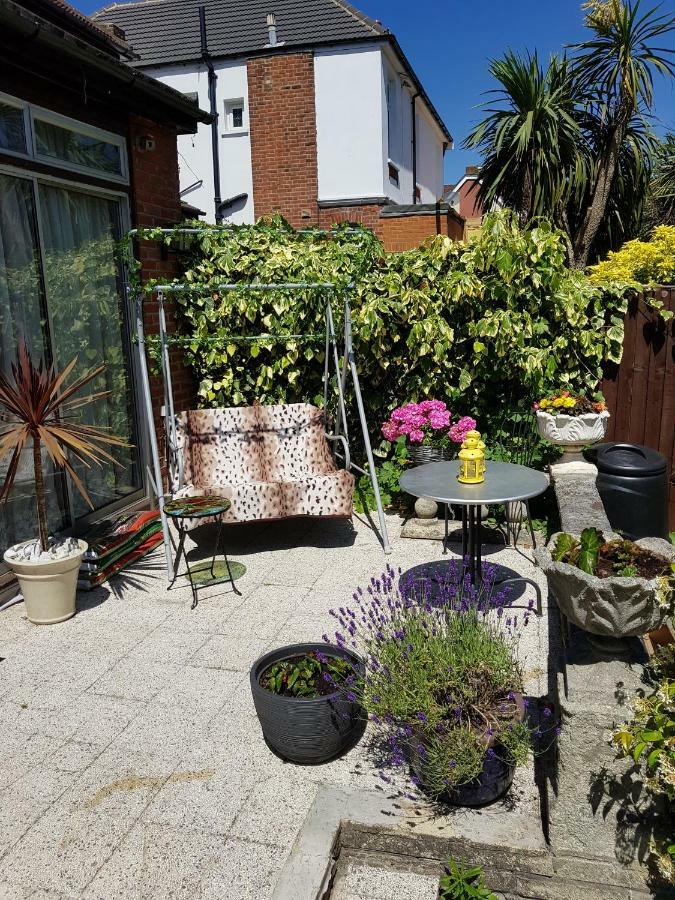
34, 118, 123, 177
0, 171, 141, 553
0, 92, 128, 182
224, 98, 246, 134
388, 162, 400, 187
0, 99, 27, 154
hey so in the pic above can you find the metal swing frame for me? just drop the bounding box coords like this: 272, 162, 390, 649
126, 228, 392, 580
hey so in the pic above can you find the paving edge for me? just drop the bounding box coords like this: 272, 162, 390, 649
271, 785, 550, 900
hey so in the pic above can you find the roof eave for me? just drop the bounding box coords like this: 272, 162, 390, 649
0, 0, 211, 132
384, 35, 452, 146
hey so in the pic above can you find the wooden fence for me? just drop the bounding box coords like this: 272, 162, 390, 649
600, 287, 675, 530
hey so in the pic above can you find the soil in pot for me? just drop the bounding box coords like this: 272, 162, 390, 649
595, 540, 671, 580
250, 643, 365, 765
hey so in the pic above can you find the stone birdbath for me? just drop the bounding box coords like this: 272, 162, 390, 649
536, 533, 674, 654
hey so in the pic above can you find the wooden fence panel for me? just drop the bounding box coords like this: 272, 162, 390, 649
600, 288, 675, 531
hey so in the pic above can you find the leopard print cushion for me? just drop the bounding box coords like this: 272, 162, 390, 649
171, 404, 354, 526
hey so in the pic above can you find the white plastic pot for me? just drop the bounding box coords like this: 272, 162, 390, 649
3, 540, 87, 625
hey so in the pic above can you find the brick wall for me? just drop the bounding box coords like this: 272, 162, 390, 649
247, 53, 319, 228
318, 203, 384, 236
380, 207, 465, 252
128, 116, 195, 470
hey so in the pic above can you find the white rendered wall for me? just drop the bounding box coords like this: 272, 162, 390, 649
314, 45, 386, 202
147, 61, 254, 223
380, 49, 446, 205
415, 105, 445, 203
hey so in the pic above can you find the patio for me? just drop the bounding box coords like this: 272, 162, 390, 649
0, 513, 551, 899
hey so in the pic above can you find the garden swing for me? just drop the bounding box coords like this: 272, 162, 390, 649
128, 228, 392, 580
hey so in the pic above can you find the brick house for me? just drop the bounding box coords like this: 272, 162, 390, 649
0, 0, 207, 587
444, 165, 489, 238
94, 0, 464, 248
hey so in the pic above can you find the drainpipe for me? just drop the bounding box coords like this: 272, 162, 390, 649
411, 91, 419, 205
199, 6, 223, 223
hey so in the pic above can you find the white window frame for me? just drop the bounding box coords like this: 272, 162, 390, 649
0, 90, 129, 184
222, 98, 247, 136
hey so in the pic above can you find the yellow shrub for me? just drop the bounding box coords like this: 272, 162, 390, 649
589, 226, 675, 289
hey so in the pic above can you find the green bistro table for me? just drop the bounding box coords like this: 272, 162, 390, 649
164, 496, 242, 609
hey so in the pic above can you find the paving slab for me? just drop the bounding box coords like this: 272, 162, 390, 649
0, 514, 554, 899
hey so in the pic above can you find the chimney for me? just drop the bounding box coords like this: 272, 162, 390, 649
465, 165, 480, 177
266, 13, 278, 46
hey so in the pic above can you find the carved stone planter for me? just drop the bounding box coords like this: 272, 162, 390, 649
536, 410, 609, 464
535, 534, 674, 639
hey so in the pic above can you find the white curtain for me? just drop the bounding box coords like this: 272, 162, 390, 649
37, 184, 139, 517
0, 174, 68, 550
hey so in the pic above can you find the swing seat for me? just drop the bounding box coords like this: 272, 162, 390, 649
171, 403, 354, 526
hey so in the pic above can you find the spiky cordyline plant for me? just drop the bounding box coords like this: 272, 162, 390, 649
0, 340, 129, 553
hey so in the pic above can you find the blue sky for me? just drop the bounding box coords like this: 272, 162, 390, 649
77, 0, 675, 183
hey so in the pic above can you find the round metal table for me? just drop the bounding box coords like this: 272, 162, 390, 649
400, 460, 549, 585
164, 495, 242, 609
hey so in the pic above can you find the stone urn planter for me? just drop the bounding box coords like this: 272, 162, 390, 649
4, 538, 88, 625
536, 409, 610, 464
536, 534, 674, 640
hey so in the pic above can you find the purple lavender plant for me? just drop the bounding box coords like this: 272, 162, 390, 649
325, 563, 542, 801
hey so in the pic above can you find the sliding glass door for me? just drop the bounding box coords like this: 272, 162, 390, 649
0, 170, 142, 551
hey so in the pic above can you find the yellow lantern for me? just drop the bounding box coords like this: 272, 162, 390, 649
458, 430, 486, 484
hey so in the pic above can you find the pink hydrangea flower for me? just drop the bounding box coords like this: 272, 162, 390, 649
449, 416, 477, 443
381, 422, 400, 441
428, 410, 451, 429
381, 400, 458, 445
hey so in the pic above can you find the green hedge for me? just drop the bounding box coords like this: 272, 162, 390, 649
139, 211, 629, 441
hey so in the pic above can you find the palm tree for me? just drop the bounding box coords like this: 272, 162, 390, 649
466, 52, 583, 230
0, 341, 129, 551
644, 133, 675, 229
466, 0, 674, 268
570, 0, 675, 267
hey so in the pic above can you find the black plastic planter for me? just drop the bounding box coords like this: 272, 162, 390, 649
409, 742, 516, 808
409, 693, 525, 808
446, 749, 515, 807
250, 643, 365, 764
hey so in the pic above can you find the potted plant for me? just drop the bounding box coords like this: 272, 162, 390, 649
382, 401, 477, 519
250, 643, 364, 763
327, 566, 540, 807
536, 528, 675, 644
534, 390, 609, 464
0, 341, 128, 625
381, 400, 477, 466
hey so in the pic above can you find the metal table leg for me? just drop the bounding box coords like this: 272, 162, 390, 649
475, 504, 482, 587
214, 514, 242, 598
525, 499, 537, 549
461, 506, 468, 562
